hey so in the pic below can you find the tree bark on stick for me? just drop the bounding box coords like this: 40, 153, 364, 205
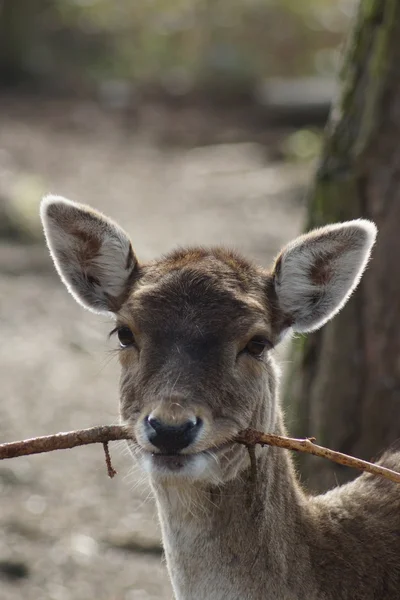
285, 0, 400, 493
2, 425, 400, 486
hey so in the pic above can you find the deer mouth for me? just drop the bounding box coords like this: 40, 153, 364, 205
151, 453, 193, 472
148, 443, 235, 474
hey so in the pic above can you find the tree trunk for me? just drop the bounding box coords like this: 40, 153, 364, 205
285, 0, 400, 493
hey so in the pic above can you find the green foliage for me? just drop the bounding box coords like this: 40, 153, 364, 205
0, 0, 355, 93
0, 174, 45, 243
283, 129, 322, 162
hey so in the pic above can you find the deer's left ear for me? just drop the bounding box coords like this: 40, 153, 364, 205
40, 195, 138, 314
271, 220, 377, 334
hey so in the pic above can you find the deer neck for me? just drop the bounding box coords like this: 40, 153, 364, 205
152, 410, 311, 600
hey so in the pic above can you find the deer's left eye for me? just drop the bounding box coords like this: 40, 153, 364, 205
117, 326, 136, 348
244, 336, 271, 357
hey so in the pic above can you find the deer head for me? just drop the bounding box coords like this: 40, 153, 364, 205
41, 195, 376, 486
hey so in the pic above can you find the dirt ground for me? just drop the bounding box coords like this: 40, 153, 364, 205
0, 98, 309, 600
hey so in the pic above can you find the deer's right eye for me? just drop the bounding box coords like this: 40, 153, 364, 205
117, 326, 136, 348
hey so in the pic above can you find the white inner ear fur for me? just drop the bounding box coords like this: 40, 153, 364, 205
40, 195, 136, 314
273, 220, 377, 333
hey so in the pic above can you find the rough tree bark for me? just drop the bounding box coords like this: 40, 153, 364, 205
285, 0, 400, 493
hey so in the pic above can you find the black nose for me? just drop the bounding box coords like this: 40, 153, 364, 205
145, 415, 202, 454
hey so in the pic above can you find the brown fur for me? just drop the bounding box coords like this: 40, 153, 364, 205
41, 199, 392, 600
116, 249, 400, 600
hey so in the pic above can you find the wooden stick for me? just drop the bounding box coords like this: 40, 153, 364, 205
0, 426, 128, 458
235, 429, 400, 485
1, 425, 399, 485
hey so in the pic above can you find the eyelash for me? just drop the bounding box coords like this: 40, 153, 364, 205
242, 336, 272, 359
108, 327, 118, 339
109, 326, 137, 349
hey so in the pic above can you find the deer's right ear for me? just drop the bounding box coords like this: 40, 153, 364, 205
40, 195, 138, 314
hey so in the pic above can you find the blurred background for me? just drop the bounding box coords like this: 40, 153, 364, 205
0, 1, 355, 599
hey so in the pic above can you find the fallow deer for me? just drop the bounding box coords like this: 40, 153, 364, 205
40, 195, 400, 600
